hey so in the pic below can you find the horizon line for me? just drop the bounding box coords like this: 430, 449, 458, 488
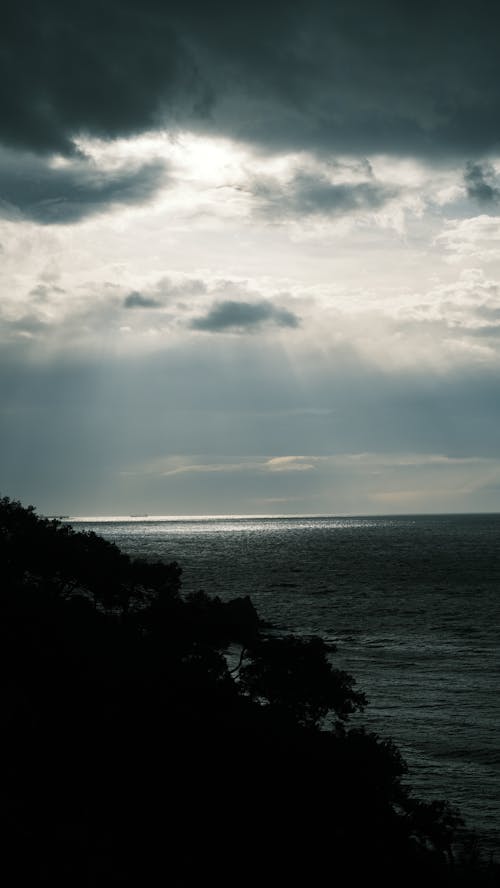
48, 509, 500, 522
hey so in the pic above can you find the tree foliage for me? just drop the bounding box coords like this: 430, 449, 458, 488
238, 634, 366, 726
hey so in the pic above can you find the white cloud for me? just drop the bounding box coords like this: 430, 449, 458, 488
435, 215, 500, 263
264, 456, 320, 472
3, 136, 500, 383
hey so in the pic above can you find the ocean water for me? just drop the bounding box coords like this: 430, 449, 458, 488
68, 513, 500, 857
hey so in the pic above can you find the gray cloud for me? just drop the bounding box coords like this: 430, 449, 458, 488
29, 284, 66, 301
0, 275, 304, 347
123, 277, 210, 311
190, 299, 300, 332
0, 149, 168, 224
5, 315, 51, 337
3, 2, 500, 160
477, 305, 500, 321
464, 161, 500, 204
124, 292, 163, 309
250, 168, 396, 219
467, 324, 500, 338
154, 277, 208, 302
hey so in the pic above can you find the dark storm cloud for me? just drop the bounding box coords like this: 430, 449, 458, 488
3, 2, 500, 159
0, 149, 168, 224
124, 292, 163, 309
190, 300, 300, 332
464, 161, 500, 204
251, 169, 396, 218
0, 1, 210, 156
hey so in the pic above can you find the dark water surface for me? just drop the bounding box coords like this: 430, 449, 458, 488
69, 513, 500, 856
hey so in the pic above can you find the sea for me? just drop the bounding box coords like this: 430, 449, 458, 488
67, 512, 500, 858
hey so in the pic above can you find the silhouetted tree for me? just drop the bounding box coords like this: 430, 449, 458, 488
238, 634, 366, 727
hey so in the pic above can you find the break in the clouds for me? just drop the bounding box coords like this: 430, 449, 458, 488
190, 300, 300, 332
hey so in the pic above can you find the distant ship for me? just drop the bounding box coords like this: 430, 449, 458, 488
130, 513, 149, 518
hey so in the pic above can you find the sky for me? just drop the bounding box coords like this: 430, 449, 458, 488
1, 0, 500, 516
